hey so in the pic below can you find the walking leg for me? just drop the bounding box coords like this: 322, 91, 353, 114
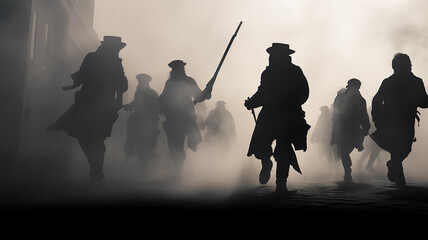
78, 137, 106, 182
259, 157, 273, 185
275, 159, 290, 193
338, 144, 353, 182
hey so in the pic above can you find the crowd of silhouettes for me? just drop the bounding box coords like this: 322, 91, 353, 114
48, 34, 428, 193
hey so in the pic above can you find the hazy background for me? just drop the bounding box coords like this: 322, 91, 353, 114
87, 0, 428, 193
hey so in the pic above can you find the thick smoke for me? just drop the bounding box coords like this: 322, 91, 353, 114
88, 0, 428, 197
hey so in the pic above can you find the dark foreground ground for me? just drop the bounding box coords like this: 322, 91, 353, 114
3, 176, 428, 220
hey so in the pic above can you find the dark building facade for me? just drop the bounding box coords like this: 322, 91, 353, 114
0, 0, 99, 168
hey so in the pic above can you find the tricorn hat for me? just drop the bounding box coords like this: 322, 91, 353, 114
216, 100, 226, 106
347, 78, 361, 89
266, 43, 295, 55
168, 60, 186, 69
319, 105, 329, 111
101, 36, 126, 49
136, 73, 152, 82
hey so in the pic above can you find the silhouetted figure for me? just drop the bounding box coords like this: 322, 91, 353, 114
159, 60, 210, 178
48, 36, 128, 183
123, 74, 160, 166
204, 100, 236, 152
195, 101, 208, 132
311, 105, 338, 164
356, 107, 384, 171
245, 43, 310, 193
331, 79, 370, 182
371, 53, 428, 186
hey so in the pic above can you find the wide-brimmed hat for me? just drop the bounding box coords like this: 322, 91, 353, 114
266, 43, 295, 55
216, 100, 226, 106
136, 73, 152, 82
319, 105, 329, 111
347, 78, 361, 89
101, 36, 126, 49
168, 60, 186, 69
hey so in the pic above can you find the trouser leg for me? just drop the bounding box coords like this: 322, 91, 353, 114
388, 143, 411, 186
275, 159, 290, 192
338, 144, 353, 181
366, 148, 380, 170
166, 132, 186, 177
253, 137, 274, 185
259, 157, 273, 185
78, 137, 106, 181
273, 141, 295, 192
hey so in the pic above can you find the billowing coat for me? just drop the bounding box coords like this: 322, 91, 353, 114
246, 63, 310, 167
49, 48, 128, 139
125, 86, 160, 149
204, 106, 236, 145
331, 89, 370, 149
159, 76, 203, 151
370, 72, 428, 152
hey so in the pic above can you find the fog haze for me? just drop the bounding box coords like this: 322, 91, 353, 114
85, 0, 428, 191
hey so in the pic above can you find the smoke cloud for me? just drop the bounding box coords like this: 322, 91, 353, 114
63, 0, 428, 197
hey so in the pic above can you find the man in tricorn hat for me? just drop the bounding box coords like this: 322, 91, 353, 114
159, 60, 210, 178
245, 43, 310, 193
49, 36, 128, 183
331, 78, 370, 182
204, 100, 236, 153
123, 73, 160, 167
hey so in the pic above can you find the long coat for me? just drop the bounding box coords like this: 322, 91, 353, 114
125, 86, 160, 150
247, 63, 310, 172
370, 72, 428, 152
204, 106, 236, 145
49, 48, 128, 139
158, 76, 203, 151
331, 88, 370, 149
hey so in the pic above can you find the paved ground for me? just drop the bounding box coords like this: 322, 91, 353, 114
3, 176, 428, 218
2, 155, 428, 224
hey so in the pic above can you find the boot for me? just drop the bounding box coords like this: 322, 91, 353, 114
259, 158, 273, 184
89, 159, 105, 182
344, 167, 352, 182
394, 163, 406, 186
275, 160, 290, 193
386, 160, 397, 183
275, 179, 288, 193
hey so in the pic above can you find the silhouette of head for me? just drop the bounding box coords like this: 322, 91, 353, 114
169, 60, 187, 78
100, 36, 126, 56
216, 100, 226, 109
101, 36, 126, 49
346, 78, 361, 90
136, 73, 152, 85
267, 43, 294, 67
266, 43, 295, 55
320, 105, 329, 112
392, 53, 412, 73
169, 60, 186, 69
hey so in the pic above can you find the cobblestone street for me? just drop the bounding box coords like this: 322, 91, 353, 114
5, 178, 428, 218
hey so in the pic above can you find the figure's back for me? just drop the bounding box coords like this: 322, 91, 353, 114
380, 73, 426, 117
79, 52, 126, 105
260, 64, 309, 111
134, 87, 159, 116
159, 76, 200, 119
